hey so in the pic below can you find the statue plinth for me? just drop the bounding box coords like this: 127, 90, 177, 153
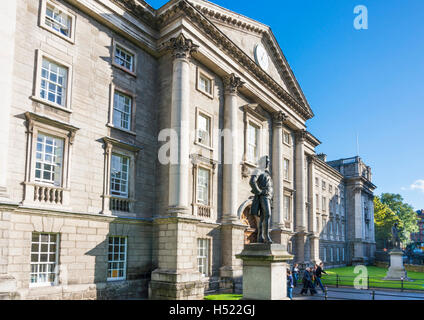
384, 248, 409, 281
236, 243, 293, 300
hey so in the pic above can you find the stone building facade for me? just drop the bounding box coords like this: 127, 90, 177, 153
0, 0, 376, 300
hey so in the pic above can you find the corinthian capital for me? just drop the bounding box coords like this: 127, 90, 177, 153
223, 73, 245, 94
164, 33, 199, 60
272, 111, 288, 127
295, 129, 307, 142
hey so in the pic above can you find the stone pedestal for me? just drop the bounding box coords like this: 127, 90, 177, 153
236, 244, 293, 300
384, 249, 408, 280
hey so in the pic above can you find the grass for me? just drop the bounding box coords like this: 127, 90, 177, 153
322, 266, 424, 291
204, 294, 243, 300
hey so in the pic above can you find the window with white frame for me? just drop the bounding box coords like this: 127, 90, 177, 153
329, 185, 333, 193
114, 45, 135, 73
197, 167, 210, 206
322, 196, 327, 212
283, 131, 291, 145
315, 177, 319, 187
107, 236, 127, 281
40, 58, 68, 107
113, 91, 132, 131
283, 159, 290, 180
199, 75, 212, 95
30, 233, 59, 286
110, 154, 129, 198
247, 122, 259, 164
316, 194, 319, 210
197, 238, 210, 277
284, 195, 291, 220
44, 2, 72, 38
35, 133, 64, 186
197, 112, 211, 147
322, 180, 326, 190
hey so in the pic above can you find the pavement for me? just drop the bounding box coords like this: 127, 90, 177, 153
292, 285, 424, 300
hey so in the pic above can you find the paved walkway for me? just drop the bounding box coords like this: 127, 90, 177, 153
292, 286, 424, 300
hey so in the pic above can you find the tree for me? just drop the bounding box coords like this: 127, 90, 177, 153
374, 196, 400, 249
380, 193, 419, 245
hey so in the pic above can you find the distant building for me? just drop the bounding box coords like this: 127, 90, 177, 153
411, 210, 424, 243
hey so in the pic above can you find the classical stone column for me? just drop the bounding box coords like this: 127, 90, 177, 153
307, 155, 320, 264
167, 34, 199, 216
0, 1, 17, 200
271, 112, 287, 229
222, 73, 244, 223
149, 34, 204, 300
220, 73, 246, 282
294, 130, 307, 264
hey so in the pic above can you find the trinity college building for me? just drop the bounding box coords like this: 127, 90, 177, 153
0, 0, 376, 299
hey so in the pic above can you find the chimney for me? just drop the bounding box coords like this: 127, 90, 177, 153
317, 153, 327, 162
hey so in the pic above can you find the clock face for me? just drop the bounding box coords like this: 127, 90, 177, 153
254, 44, 269, 71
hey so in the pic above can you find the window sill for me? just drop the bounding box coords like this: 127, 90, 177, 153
107, 278, 127, 282
194, 141, 214, 152
196, 87, 214, 100
31, 96, 72, 114
39, 24, 75, 44
283, 142, 292, 148
243, 160, 258, 169
112, 62, 137, 78
283, 179, 292, 184
107, 123, 137, 136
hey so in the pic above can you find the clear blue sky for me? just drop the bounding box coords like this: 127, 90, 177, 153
148, 0, 424, 210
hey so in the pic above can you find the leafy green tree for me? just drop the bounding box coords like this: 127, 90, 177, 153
380, 193, 419, 245
374, 196, 400, 249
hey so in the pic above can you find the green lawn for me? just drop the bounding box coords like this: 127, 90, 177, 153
204, 294, 243, 300
322, 266, 424, 291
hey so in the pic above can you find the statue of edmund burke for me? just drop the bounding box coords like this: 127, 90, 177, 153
249, 156, 273, 244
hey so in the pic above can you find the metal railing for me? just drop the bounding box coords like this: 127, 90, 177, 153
320, 287, 424, 300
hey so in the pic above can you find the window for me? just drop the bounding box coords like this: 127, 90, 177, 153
323, 218, 327, 237
35, 134, 64, 186
113, 91, 132, 131
107, 236, 127, 281
315, 177, 319, 187
111, 154, 129, 198
330, 248, 334, 262
40, 58, 68, 107
197, 112, 211, 147
322, 197, 327, 212
197, 167, 210, 206
247, 122, 259, 164
199, 75, 212, 95
337, 248, 340, 262
316, 217, 320, 232
30, 233, 59, 286
284, 195, 291, 220
322, 181, 326, 190
283, 159, 290, 180
39, 0, 76, 42
283, 131, 291, 145
323, 248, 327, 262
196, 68, 214, 98
197, 239, 210, 277
316, 194, 319, 210
329, 185, 333, 193
342, 248, 345, 261
114, 44, 135, 73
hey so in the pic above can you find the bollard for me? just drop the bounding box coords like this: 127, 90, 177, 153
401, 277, 404, 292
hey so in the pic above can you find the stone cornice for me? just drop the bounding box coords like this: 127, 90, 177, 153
110, 0, 158, 28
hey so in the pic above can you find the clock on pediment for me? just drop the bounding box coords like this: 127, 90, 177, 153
254, 44, 269, 71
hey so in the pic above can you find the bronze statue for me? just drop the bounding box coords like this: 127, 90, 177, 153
249, 156, 273, 244
392, 222, 401, 249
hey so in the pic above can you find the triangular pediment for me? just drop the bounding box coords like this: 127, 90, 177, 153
188, 0, 312, 115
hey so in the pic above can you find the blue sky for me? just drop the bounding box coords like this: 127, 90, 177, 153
148, 0, 424, 210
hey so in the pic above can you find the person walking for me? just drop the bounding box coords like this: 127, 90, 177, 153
315, 262, 328, 293
287, 269, 294, 300
300, 267, 315, 296
292, 264, 299, 287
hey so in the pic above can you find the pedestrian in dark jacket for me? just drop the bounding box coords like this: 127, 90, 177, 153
314, 262, 328, 293
300, 267, 316, 296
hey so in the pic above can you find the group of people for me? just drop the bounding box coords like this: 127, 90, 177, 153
286, 262, 327, 299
